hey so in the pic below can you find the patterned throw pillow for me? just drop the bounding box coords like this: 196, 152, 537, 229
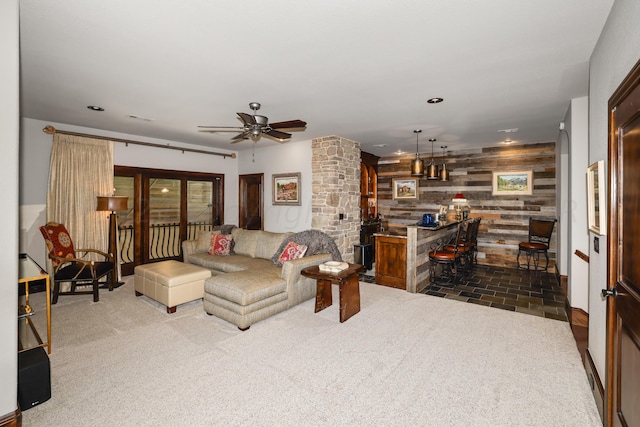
39, 222, 76, 266
208, 234, 233, 256
195, 230, 220, 253
277, 241, 308, 264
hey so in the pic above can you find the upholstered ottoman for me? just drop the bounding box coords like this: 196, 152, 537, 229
203, 269, 288, 330
134, 260, 211, 313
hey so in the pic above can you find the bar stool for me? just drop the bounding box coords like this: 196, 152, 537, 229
517, 217, 556, 271
429, 224, 464, 285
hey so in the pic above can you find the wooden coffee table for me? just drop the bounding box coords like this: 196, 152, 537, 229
301, 263, 364, 323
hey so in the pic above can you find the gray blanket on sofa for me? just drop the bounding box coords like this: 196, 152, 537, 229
272, 229, 343, 266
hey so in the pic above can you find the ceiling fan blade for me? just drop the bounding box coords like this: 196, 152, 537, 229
199, 129, 246, 133
231, 131, 251, 142
198, 125, 244, 129
269, 120, 307, 129
265, 129, 292, 141
237, 112, 256, 125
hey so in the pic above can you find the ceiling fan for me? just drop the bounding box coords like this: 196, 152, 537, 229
198, 102, 307, 143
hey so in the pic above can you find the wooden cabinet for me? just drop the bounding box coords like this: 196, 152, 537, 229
360, 151, 379, 221
375, 235, 407, 290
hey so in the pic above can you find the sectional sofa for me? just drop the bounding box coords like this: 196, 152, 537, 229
182, 226, 341, 329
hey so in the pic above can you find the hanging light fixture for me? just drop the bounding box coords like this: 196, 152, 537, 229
439, 145, 450, 181
426, 138, 439, 179
410, 130, 425, 176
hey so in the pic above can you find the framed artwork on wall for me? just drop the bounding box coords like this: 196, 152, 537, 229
492, 171, 533, 196
587, 160, 606, 235
392, 178, 418, 199
272, 172, 301, 206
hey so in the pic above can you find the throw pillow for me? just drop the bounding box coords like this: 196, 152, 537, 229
277, 241, 308, 264
208, 234, 233, 256
195, 230, 220, 253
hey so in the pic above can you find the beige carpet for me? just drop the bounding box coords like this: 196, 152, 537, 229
22, 277, 601, 426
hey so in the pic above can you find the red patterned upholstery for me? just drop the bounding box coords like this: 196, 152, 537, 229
39, 222, 76, 266
39, 221, 115, 304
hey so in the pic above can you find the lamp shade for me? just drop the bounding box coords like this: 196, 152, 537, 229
411, 157, 425, 176
97, 196, 128, 212
452, 193, 466, 203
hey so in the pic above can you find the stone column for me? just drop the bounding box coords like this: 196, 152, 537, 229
311, 136, 361, 263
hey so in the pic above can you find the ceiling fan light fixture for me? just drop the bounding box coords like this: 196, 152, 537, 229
411, 130, 424, 177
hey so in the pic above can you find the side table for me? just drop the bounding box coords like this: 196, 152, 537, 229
18, 254, 51, 354
301, 263, 364, 323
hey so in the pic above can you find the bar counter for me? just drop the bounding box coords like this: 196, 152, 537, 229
374, 221, 462, 293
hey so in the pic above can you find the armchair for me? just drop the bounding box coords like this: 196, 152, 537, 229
39, 222, 115, 303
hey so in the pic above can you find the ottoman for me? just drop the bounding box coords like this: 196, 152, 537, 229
134, 260, 211, 313
203, 269, 288, 330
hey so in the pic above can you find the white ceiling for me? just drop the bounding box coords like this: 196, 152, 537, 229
19, 0, 613, 157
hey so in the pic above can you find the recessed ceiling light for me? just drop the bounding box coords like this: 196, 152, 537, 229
498, 128, 518, 133
427, 97, 444, 104
503, 139, 513, 145
373, 144, 388, 148
87, 105, 104, 111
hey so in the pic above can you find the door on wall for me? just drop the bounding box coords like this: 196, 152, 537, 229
114, 167, 223, 275
605, 60, 640, 427
239, 174, 263, 230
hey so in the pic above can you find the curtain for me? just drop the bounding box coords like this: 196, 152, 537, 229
46, 134, 114, 261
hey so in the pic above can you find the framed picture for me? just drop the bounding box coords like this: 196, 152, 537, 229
392, 178, 418, 199
272, 172, 301, 206
587, 160, 606, 235
492, 171, 533, 196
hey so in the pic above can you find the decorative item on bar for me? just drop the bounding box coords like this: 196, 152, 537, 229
96, 195, 129, 286
410, 130, 424, 177
452, 193, 467, 221
439, 145, 450, 181
427, 138, 439, 179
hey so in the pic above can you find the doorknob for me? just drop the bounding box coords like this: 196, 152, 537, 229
601, 287, 618, 298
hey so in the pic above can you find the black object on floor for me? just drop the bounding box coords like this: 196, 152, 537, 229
18, 346, 51, 410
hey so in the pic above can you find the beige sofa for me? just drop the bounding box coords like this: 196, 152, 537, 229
182, 227, 332, 329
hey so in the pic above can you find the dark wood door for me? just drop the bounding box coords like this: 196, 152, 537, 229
239, 174, 263, 230
605, 59, 640, 427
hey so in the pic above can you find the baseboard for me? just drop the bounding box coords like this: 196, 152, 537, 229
569, 307, 589, 328
554, 265, 568, 297
584, 349, 604, 423
0, 408, 21, 427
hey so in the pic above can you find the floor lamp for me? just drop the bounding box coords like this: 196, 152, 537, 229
97, 195, 129, 288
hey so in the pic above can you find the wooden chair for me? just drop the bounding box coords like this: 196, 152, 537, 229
445, 218, 481, 271
429, 223, 465, 285
39, 222, 115, 303
517, 217, 556, 272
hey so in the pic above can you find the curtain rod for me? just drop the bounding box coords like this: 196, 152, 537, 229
42, 125, 236, 159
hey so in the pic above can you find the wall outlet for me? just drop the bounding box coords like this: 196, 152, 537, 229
339, 213, 345, 220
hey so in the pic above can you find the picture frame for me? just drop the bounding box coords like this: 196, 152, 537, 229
492, 171, 533, 196
272, 172, 301, 206
392, 178, 418, 199
587, 160, 606, 235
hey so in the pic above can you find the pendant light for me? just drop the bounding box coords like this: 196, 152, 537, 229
410, 130, 425, 176
439, 145, 450, 181
426, 138, 439, 179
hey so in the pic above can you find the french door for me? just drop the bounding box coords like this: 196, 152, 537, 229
114, 166, 224, 275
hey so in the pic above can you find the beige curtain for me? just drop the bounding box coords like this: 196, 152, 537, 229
46, 134, 114, 260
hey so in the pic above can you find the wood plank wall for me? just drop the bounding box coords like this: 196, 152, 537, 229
377, 142, 557, 270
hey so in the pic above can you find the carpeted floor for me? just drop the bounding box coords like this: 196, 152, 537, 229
21, 277, 601, 426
